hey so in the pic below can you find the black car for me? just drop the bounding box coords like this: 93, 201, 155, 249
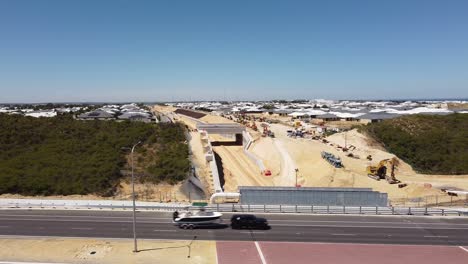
230, 214, 270, 229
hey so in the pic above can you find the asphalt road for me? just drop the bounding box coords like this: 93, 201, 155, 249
0, 210, 467, 246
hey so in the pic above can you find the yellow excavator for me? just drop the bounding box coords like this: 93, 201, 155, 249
366, 158, 401, 184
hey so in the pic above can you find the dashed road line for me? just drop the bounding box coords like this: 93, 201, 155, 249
331, 233, 356, 236
424, 235, 449, 238
153, 229, 177, 232
70, 227, 93, 230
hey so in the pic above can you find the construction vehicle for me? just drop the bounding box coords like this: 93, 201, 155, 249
251, 122, 258, 131
321, 151, 343, 168
366, 158, 400, 184
261, 125, 275, 138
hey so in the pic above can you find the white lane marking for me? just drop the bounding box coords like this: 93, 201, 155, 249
0, 217, 465, 230
153, 229, 177, 232
0, 226, 10, 228
255, 241, 267, 264
71, 227, 93, 230
2, 214, 467, 226
271, 224, 468, 230
424, 235, 449, 238
331, 233, 356, 236
268, 220, 468, 225
240, 231, 265, 234
459, 246, 468, 253
0, 217, 170, 224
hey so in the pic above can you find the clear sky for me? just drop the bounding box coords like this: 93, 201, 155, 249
0, 0, 467, 103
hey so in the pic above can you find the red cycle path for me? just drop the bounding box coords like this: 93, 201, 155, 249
217, 241, 468, 264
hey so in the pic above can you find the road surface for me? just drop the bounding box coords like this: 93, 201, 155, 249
0, 210, 467, 246
272, 139, 297, 186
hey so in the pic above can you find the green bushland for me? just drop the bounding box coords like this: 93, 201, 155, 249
0, 114, 189, 196
362, 114, 468, 175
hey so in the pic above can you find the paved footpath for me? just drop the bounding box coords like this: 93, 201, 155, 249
217, 241, 468, 264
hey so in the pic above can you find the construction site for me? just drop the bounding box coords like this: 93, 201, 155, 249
152, 105, 468, 207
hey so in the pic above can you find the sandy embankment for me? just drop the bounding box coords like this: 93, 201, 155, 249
267, 124, 468, 201
213, 145, 275, 192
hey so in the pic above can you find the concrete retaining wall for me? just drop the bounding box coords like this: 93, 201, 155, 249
242, 131, 266, 172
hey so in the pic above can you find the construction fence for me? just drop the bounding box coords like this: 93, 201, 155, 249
390, 194, 468, 207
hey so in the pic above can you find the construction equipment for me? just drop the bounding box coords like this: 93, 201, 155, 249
262, 125, 275, 138
366, 158, 400, 184
321, 151, 343, 168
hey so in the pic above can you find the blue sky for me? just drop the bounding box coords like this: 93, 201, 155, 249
0, 0, 467, 102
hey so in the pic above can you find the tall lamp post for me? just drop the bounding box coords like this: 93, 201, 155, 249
131, 141, 141, 253
123, 141, 142, 253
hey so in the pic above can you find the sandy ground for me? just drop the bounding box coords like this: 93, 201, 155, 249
267, 124, 468, 202
115, 180, 204, 203
0, 237, 215, 264
249, 137, 281, 177
0, 178, 203, 203
200, 114, 236, 124
152, 105, 177, 115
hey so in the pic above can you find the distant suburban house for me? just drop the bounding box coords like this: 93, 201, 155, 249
24, 110, 57, 118
118, 112, 153, 123
316, 113, 340, 122
273, 110, 292, 116
240, 108, 263, 114
77, 110, 115, 120
212, 107, 233, 115
358, 113, 399, 124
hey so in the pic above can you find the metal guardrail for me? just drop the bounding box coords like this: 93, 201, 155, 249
208, 204, 465, 216
0, 201, 465, 216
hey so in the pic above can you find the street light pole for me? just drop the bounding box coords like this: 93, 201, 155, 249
131, 141, 141, 253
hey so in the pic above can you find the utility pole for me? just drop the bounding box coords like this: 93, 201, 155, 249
344, 132, 347, 149
131, 141, 141, 253
295, 168, 299, 187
